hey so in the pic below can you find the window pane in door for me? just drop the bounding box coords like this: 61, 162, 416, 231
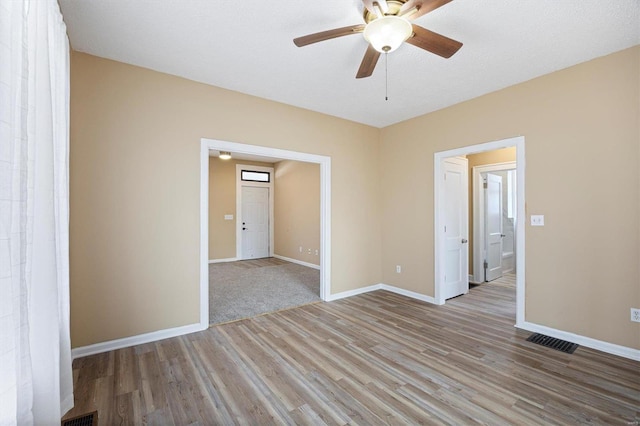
241, 170, 270, 182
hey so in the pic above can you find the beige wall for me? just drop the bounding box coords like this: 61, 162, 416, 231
466, 147, 517, 274
70, 46, 639, 351
70, 53, 381, 347
209, 157, 273, 260
274, 161, 320, 265
380, 47, 639, 349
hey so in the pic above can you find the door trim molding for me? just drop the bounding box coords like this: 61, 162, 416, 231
201, 138, 332, 328
434, 136, 525, 327
472, 161, 516, 283
236, 164, 275, 260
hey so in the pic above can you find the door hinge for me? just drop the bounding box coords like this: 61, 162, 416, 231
483, 182, 488, 189
483, 260, 488, 269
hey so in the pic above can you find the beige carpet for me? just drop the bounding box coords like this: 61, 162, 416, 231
209, 258, 320, 324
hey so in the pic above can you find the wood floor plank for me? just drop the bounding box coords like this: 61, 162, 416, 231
189, 340, 238, 424
196, 331, 276, 424
114, 392, 136, 425
304, 370, 393, 425
64, 275, 640, 425
114, 347, 137, 396
93, 376, 115, 426
396, 383, 479, 425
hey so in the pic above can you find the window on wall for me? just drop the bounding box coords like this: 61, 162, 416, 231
241, 170, 270, 183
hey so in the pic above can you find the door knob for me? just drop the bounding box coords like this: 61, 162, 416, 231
461, 239, 468, 244
500, 234, 506, 237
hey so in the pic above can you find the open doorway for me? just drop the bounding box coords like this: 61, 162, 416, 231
434, 136, 525, 326
208, 157, 322, 324
471, 161, 517, 284
199, 139, 332, 328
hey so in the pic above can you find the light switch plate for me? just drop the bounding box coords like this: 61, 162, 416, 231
531, 215, 544, 226
224, 214, 234, 220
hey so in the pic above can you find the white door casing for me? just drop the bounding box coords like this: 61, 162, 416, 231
201, 139, 332, 330
241, 186, 270, 259
485, 173, 503, 281
440, 157, 469, 300
435, 137, 524, 327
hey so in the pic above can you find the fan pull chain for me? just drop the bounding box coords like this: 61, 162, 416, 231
385, 52, 388, 101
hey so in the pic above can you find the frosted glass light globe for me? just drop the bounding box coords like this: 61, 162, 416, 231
363, 16, 412, 53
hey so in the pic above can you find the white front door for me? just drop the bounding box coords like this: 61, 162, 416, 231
441, 157, 469, 300
485, 173, 503, 281
241, 186, 269, 259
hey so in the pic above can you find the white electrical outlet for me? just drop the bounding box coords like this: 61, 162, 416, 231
315, 249, 318, 256
299, 246, 302, 253
631, 308, 640, 323
530, 215, 544, 226
396, 265, 402, 274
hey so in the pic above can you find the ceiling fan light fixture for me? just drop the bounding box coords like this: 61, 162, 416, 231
219, 151, 232, 160
363, 15, 412, 53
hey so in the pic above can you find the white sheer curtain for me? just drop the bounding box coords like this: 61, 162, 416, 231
0, 0, 73, 424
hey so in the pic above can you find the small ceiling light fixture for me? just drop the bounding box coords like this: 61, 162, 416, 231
219, 151, 232, 160
363, 15, 412, 53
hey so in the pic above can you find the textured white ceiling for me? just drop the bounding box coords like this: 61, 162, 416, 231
59, 0, 639, 128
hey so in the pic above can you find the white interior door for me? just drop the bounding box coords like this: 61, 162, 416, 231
485, 173, 503, 281
441, 157, 469, 300
241, 186, 269, 259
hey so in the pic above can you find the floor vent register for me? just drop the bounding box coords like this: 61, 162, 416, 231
61, 411, 97, 426
526, 333, 579, 354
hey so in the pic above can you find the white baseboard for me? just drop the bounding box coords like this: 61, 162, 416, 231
379, 284, 439, 305
327, 282, 439, 305
273, 254, 320, 270
326, 284, 382, 301
71, 322, 205, 360
517, 321, 640, 362
209, 257, 238, 264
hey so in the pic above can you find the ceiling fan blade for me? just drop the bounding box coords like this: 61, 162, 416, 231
399, 0, 453, 20
356, 45, 381, 79
362, 0, 389, 17
293, 24, 366, 47
406, 24, 462, 58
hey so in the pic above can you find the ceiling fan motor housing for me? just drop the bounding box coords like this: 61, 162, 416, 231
363, 0, 408, 23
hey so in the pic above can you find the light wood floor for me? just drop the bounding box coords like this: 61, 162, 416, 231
65, 278, 640, 425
